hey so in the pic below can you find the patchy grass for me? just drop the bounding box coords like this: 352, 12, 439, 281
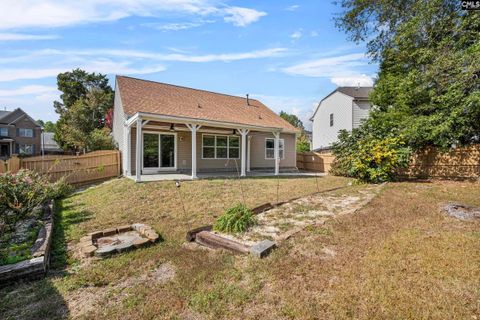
0, 176, 479, 319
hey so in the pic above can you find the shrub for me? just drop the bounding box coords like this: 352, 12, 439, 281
0, 170, 72, 229
213, 203, 256, 234
331, 130, 411, 183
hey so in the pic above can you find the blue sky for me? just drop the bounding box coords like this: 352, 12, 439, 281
0, 0, 377, 129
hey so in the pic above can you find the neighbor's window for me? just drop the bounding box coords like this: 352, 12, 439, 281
19, 144, 34, 155
202, 135, 240, 159
18, 128, 33, 137
329, 113, 334, 127
0, 128, 8, 136
265, 138, 284, 159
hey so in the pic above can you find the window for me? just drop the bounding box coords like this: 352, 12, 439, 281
329, 113, 334, 127
0, 128, 8, 136
265, 138, 284, 159
19, 144, 34, 155
18, 128, 33, 137
202, 135, 240, 159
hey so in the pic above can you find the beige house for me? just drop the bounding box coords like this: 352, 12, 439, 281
112, 76, 299, 181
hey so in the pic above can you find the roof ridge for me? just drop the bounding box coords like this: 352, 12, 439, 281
117, 75, 261, 103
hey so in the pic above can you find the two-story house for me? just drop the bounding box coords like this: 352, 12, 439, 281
0, 108, 42, 158
310, 86, 373, 150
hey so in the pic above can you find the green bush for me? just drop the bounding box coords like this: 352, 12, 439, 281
0, 170, 72, 230
331, 129, 411, 183
213, 203, 256, 234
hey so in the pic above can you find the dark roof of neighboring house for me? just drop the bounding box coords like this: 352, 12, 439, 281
310, 86, 373, 121
0, 108, 41, 126
0, 110, 11, 120
116, 76, 299, 132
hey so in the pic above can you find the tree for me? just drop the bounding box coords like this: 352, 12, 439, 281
54, 69, 114, 152
279, 111, 311, 152
335, 0, 480, 149
37, 120, 56, 133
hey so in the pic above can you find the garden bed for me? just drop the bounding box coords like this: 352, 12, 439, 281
0, 200, 54, 284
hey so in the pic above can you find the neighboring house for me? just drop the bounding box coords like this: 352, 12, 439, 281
41, 132, 63, 154
0, 108, 42, 158
310, 87, 373, 150
112, 76, 299, 181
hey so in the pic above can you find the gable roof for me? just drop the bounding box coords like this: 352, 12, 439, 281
116, 76, 298, 132
0, 108, 41, 126
0, 110, 11, 121
310, 86, 373, 121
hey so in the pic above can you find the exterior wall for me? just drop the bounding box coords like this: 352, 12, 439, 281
249, 132, 296, 169
112, 83, 128, 173
129, 129, 296, 174
312, 92, 353, 150
0, 110, 41, 156
352, 100, 371, 129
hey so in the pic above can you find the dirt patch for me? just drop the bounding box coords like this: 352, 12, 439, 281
443, 203, 480, 221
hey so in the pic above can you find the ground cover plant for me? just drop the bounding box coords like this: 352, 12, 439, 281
0, 170, 72, 266
0, 175, 478, 319
213, 203, 256, 233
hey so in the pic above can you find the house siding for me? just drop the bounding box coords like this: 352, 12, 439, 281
0, 109, 42, 156
129, 129, 296, 174
352, 100, 371, 129
312, 92, 353, 150
112, 84, 128, 173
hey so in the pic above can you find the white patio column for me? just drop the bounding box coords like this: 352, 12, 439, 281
135, 117, 142, 182
186, 124, 202, 179
247, 135, 252, 172
126, 125, 131, 176
238, 128, 249, 177
273, 131, 280, 176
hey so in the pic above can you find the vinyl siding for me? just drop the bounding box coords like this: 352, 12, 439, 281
352, 100, 371, 129
112, 82, 127, 173
312, 92, 353, 150
129, 129, 296, 174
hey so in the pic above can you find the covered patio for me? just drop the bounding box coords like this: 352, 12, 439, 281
123, 112, 293, 182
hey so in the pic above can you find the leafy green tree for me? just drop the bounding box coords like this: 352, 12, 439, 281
280, 111, 311, 152
37, 120, 56, 133
54, 69, 114, 151
335, 0, 480, 149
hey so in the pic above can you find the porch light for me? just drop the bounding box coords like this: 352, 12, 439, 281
169, 123, 175, 131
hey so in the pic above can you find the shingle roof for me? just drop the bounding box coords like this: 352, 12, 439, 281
116, 76, 298, 132
337, 86, 373, 99
0, 110, 11, 121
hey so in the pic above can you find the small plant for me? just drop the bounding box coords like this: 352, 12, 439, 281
213, 203, 256, 234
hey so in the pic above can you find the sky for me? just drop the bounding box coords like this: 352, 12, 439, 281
0, 0, 377, 129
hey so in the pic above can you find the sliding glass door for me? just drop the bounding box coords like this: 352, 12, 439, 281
143, 132, 176, 172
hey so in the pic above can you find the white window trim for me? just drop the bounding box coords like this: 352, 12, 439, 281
265, 137, 285, 160
141, 131, 177, 172
19, 128, 33, 138
201, 134, 240, 160
19, 144, 34, 155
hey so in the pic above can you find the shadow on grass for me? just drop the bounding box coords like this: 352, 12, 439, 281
50, 199, 94, 271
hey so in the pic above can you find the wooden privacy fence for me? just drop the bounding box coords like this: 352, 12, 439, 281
297, 145, 480, 179
0, 150, 121, 184
296, 151, 335, 173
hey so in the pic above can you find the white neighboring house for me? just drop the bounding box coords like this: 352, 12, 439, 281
310, 87, 373, 150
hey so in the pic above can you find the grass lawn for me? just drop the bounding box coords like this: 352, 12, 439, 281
0, 176, 479, 319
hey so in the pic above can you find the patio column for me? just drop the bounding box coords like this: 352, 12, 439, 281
126, 125, 131, 176
135, 117, 142, 182
186, 124, 202, 179
247, 135, 252, 172
273, 131, 280, 176
238, 128, 249, 177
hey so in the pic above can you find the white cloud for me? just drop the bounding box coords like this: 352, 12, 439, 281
0, 85, 58, 97
285, 5, 300, 11
282, 53, 375, 86
144, 21, 208, 31
290, 30, 302, 39
0, 1, 265, 30
331, 75, 374, 87
0, 33, 58, 41
223, 7, 266, 27
310, 31, 319, 37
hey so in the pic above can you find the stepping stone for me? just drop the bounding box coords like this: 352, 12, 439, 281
133, 238, 150, 248
82, 245, 97, 257
249, 240, 276, 258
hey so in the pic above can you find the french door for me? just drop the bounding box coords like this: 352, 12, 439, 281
142, 132, 176, 173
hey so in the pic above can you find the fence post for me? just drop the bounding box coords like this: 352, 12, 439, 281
8, 155, 21, 173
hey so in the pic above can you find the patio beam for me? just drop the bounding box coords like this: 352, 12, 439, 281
238, 128, 249, 177
186, 123, 202, 179
273, 131, 280, 176
135, 117, 142, 182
